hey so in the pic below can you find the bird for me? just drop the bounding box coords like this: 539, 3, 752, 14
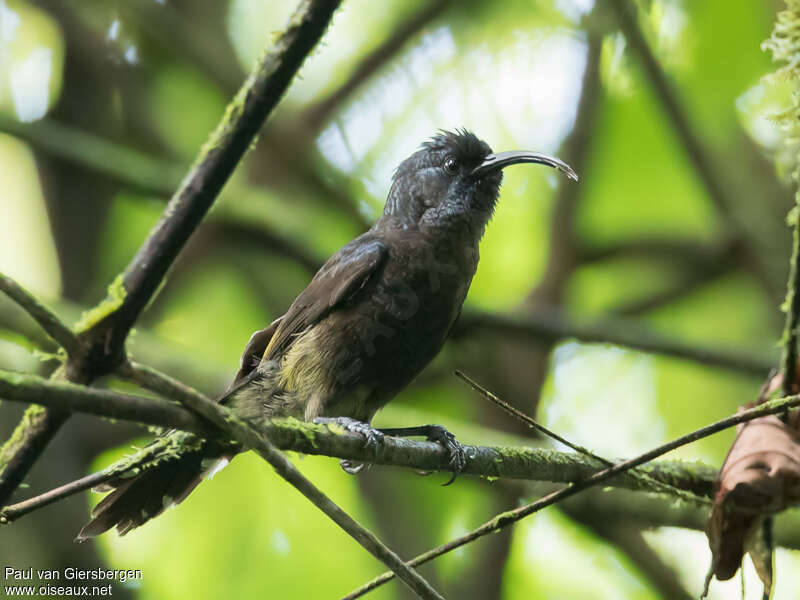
76, 129, 577, 540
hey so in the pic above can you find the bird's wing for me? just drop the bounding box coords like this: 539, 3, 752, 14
231, 317, 283, 384
263, 236, 388, 360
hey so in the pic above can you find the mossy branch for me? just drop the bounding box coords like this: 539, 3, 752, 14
83, 1, 343, 351
0, 364, 448, 598
0, 274, 81, 357
0, 366, 726, 508
0, 0, 342, 506
765, 1, 800, 395
341, 391, 800, 599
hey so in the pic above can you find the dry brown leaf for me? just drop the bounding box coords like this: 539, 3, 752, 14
717, 416, 800, 513
704, 413, 800, 597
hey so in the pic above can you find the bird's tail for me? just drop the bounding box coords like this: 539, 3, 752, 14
76, 433, 230, 541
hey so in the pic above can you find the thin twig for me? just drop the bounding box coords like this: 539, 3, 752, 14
304, 0, 451, 129
0, 0, 342, 506
454, 370, 709, 506
454, 370, 609, 464
125, 365, 443, 600
0, 273, 81, 357
0, 471, 113, 524
340, 392, 800, 599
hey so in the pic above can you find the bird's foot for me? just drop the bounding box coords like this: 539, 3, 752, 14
339, 460, 370, 474
378, 424, 467, 486
313, 417, 384, 475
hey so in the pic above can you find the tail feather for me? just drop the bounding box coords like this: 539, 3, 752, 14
76, 446, 228, 541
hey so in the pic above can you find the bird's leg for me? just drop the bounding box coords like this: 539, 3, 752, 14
313, 417, 384, 474
377, 424, 467, 485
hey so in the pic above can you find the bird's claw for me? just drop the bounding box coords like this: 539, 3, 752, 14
339, 459, 369, 474
313, 417, 384, 473
424, 425, 467, 485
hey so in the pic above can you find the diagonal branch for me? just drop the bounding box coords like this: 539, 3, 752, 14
454, 370, 609, 463
0, 370, 444, 599
304, 0, 451, 130
0, 0, 342, 505
454, 370, 709, 506
0, 274, 81, 357
341, 392, 800, 599
122, 367, 444, 600
88, 0, 343, 352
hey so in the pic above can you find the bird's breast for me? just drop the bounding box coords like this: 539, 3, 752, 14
342, 233, 478, 386
274, 232, 480, 420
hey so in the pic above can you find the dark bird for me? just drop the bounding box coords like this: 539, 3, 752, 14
77, 129, 577, 540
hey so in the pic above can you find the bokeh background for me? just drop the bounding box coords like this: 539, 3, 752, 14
0, 0, 797, 598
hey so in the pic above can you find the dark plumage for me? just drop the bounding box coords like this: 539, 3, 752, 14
78, 130, 577, 540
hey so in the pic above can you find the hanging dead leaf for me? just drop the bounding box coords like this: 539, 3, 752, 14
704, 413, 800, 597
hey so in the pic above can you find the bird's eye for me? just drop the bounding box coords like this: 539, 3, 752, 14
443, 156, 458, 175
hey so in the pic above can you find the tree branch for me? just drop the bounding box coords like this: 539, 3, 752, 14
0, 471, 116, 524
782, 210, 800, 395
578, 237, 742, 316
455, 370, 612, 463
560, 484, 800, 551
609, 2, 732, 223
454, 305, 773, 376
0, 0, 341, 505
121, 368, 444, 599
0, 367, 718, 501
610, 259, 735, 317
341, 391, 800, 599
0, 113, 184, 196
88, 1, 342, 352
453, 370, 707, 505
304, 0, 451, 130
0, 365, 716, 496
120, 0, 243, 93
0, 370, 216, 437
0, 273, 81, 357
2, 368, 445, 598
577, 237, 737, 266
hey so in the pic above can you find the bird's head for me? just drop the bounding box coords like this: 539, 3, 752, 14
381, 129, 577, 237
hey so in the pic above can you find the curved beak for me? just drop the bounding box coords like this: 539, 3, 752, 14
471, 151, 578, 181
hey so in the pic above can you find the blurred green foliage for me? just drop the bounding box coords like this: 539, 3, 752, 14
0, 0, 796, 598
